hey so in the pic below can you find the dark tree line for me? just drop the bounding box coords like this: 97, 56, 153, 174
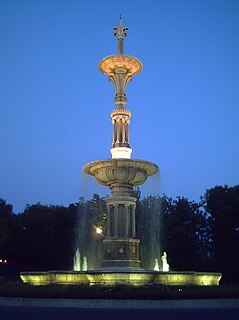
0, 185, 238, 283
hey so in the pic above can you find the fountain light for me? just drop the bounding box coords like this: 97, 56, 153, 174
95, 227, 103, 235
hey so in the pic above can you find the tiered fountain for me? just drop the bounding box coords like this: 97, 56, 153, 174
20, 18, 221, 286
84, 17, 158, 270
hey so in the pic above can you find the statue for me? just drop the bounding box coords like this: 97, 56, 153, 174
161, 252, 169, 272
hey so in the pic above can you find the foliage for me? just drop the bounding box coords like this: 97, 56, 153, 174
0, 199, 13, 252
161, 196, 210, 271
0, 184, 239, 283
0, 201, 78, 276
202, 185, 239, 283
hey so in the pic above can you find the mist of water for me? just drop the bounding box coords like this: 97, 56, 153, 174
73, 247, 81, 271
75, 166, 162, 271
161, 252, 170, 272
153, 258, 160, 271
82, 256, 88, 271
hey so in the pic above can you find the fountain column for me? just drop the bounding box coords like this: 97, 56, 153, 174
84, 17, 158, 270
103, 195, 140, 269
113, 204, 118, 237
124, 204, 129, 237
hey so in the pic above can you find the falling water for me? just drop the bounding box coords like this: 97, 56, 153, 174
136, 191, 162, 270
76, 170, 162, 271
74, 187, 105, 270
139, 170, 160, 200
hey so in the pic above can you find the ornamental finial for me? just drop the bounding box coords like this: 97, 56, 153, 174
113, 16, 128, 54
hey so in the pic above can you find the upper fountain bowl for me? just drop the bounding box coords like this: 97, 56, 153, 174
83, 159, 158, 187
99, 55, 143, 77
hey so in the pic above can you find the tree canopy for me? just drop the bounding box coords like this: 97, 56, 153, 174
0, 185, 238, 283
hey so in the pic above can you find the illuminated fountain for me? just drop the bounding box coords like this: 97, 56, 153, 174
154, 259, 160, 272
83, 17, 158, 271
161, 252, 170, 272
73, 247, 81, 271
20, 18, 221, 286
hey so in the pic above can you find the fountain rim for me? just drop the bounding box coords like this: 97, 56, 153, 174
83, 159, 159, 177
20, 270, 222, 286
99, 54, 143, 76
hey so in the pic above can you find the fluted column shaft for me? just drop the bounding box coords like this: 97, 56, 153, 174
131, 204, 136, 237
114, 204, 118, 237
107, 205, 111, 238
111, 111, 131, 148
124, 204, 129, 237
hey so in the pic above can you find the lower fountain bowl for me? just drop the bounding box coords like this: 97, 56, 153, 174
83, 159, 159, 187
20, 270, 221, 286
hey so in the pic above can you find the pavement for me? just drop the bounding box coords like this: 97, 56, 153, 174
0, 297, 239, 309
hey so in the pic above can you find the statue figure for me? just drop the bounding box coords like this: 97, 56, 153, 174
161, 252, 169, 272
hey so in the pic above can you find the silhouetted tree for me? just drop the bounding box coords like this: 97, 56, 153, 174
161, 196, 209, 271
0, 198, 14, 257
1, 185, 238, 283
202, 185, 239, 283
12, 203, 78, 271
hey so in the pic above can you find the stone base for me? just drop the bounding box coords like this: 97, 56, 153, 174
20, 270, 222, 287
102, 239, 140, 268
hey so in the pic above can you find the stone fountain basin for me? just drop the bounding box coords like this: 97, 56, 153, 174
83, 159, 159, 187
20, 270, 221, 286
99, 54, 143, 76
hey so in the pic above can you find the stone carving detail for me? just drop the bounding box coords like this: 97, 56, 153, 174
113, 17, 128, 40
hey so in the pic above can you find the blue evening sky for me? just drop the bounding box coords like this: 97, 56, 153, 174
1, 0, 239, 213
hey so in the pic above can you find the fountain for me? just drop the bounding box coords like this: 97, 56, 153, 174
82, 257, 88, 272
20, 18, 221, 286
161, 252, 170, 272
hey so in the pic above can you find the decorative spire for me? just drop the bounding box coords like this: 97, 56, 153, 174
99, 18, 143, 159
113, 16, 128, 54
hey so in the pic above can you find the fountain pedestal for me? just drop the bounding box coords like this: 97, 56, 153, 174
83, 159, 158, 270
103, 196, 140, 269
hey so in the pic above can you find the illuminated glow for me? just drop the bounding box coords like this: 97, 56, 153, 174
161, 252, 169, 272
82, 257, 88, 271
154, 258, 160, 271
111, 147, 132, 159
96, 227, 103, 234
0, 259, 7, 264
73, 247, 81, 271
99, 55, 142, 77
20, 271, 222, 286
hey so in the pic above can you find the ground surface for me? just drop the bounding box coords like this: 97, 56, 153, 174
0, 305, 239, 320
1, 281, 239, 299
